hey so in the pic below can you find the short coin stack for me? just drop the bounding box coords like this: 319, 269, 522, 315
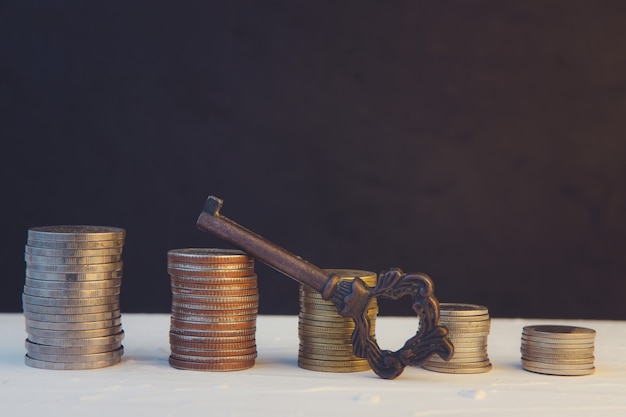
167, 248, 258, 371
298, 269, 378, 373
521, 325, 596, 376
22, 225, 126, 370
422, 303, 492, 374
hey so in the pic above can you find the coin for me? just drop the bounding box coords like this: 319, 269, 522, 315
170, 317, 256, 330
168, 261, 254, 271
422, 363, 493, 374
23, 285, 121, 298
168, 356, 255, 371
522, 325, 596, 339
26, 346, 124, 363
27, 238, 125, 249
25, 354, 122, 370
24, 277, 121, 290
23, 302, 120, 315
27, 331, 125, 347
26, 325, 123, 339
168, 268, 256, 278
167, 248, 251, 264
26, 261, 123, 274
25, 339, 122, 355
26, 317, 122, 331
25, 253, 122, 265
25, 246, 123, 257
170, 287, 258, 297
22, 293, 119, 307
24, 309, 121, 323
28, 226, 125, 241
439, 303, 489, 316
25, 269, 123, 282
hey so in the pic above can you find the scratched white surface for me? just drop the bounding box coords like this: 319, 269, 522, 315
0, 314, 624, 417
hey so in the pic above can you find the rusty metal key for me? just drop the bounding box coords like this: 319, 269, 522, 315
196, 196, 453, 379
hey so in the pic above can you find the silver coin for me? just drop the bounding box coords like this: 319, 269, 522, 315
521, 337, 595, 349
26, 317, 122, 331
23, 301, 120, 315
27, 331, 125, 347
27, 226, 126, 241
26, 346, 124, 363
27, 238, 124, 250
25, 269, 123, 282
25, 253, 122, 265
521, 355, 594, 365
167, 248, 251, 263
24, 277, 121, 290
26, 339, 122, 355
520, 346, 595, 358
521, 358, 595, 371
22, 293, 119, 307
24, 354, 122, 370
26, 325, 123, 339
24, 309, 121, 323
521, 362, 595, 376
25, 261, 124, 274
25, 246, 123, 257
23, 285, 121, 298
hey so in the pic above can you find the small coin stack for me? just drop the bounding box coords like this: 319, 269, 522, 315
521, 325, 596, 376
422, 303, 492, 374
298, 269, 378, 373
167, 248, 258, 371
22, 225, 125, 370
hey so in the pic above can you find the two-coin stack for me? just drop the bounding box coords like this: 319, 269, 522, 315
22, 226, 126, 370
167, 248, 258, 371
298, 269, 378, 373
422, 303, 492, 374
521, 325, 596, 376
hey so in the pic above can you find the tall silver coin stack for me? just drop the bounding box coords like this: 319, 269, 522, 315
298, 269, 378, 373
22, 226, 126, 370
422, 303, 492, 374
167, 248, 258, 372
521, 325, 596, 376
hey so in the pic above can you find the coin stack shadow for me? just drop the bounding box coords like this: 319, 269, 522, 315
167, 248, 258, 371
422, 303, 492, 374
298, 269, 378, 373
521, 325, 596, 376
22, 226, 126, 370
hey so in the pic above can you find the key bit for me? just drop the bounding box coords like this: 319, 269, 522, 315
196, 195, 453, 379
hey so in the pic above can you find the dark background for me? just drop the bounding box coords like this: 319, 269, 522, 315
2, 1, 625, 319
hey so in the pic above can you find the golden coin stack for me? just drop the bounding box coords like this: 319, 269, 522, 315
422, 303, 492, 374
298, 269, 378, 373
22, 225, 126, 370
167, 248, 258, 371
521, 325, 596, 376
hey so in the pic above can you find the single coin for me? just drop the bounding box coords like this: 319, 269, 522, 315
520, 346, 595, 357
25, 339, 122, 355
24, 277, 121, 290
27, 346, 123, 364
170, 278, 258, 290
521, 335, 595, 346
298, 350, 362, 361
523, 325, 596, 339
422, 363, 492, 374
170, 317, 256, 330
28, 226, 125, 242
170, 345, 257, 357
26, 331, 125, 347
168, 268, 255, 278
520, 358, 595, 370
170, 326, 256, 338
298, 342, 356, 353
169, 352, 257, 363
23, 301, 120, 315
22, 293, 119, 307
299, 317, 358, 329
298, 312, 357, 324
25, 261, 123, 274
298, 334, 353, 345
170, 312, 257, 324
426, 354, 488, 364
298, 323, 356, 335
169, 332, 255, 344
323, 269, 377, 279
297, 356, 371, 369
171, 294, 259, 304
24, 309, 121, 323
25, 253, 122, 265
23, 285, 120, 298
521, 363, 595, 376
521, 340, 595, 350
26, 317, 121, 331
27, 238, 125, 250
170, 286, 258, 297
170, 304, 258, 315
25, 246, 123, 257
167, 248, 251, 264
521, 354, 594, 365
429, 351, 487, 360
26, 269, 123, 282
167, 261, 254, 271
168, 356, 254, 371
26, 325, 122, 339
24, 354, 122, 370
438, 303, 489, 316
297, 361, 371, 373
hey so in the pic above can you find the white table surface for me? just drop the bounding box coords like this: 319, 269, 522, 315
0, 314, 624, 417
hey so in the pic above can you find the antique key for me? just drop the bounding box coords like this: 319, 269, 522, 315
196, 196, 453, 379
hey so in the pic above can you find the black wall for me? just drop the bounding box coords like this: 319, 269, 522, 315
2, 1, 626, 319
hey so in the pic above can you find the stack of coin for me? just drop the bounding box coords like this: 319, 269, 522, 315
167, 248, 258, 371
298, 269, 378, 373
22, 226, 125, 370
422, 303, 492, 374
521, 325, 596, 376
